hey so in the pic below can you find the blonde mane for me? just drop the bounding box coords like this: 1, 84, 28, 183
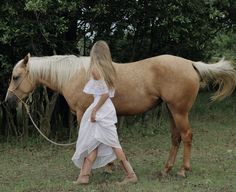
27, 55, 90, 89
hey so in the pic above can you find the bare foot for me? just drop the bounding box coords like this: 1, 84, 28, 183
73, 175, 89, 185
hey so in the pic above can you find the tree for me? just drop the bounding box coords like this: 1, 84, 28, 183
0, 0, 234, 140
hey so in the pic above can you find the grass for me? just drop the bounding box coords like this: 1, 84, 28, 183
0, 92, 236, 192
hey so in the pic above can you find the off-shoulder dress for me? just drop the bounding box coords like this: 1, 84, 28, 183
72, 79, 121, 169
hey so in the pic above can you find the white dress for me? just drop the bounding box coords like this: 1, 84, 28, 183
72, 79, 121, 169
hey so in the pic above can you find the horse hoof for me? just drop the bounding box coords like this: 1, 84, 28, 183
104, 167, 113, 174
177, 170, 186, 178
160, 170, 168, 177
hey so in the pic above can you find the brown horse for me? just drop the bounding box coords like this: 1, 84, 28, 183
5, 54, 236, 177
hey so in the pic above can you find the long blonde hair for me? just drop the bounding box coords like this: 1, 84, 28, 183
88, 40, 117, 89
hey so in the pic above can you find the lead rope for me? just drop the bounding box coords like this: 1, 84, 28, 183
24, 102, 77, 146
9, 90, 77, 147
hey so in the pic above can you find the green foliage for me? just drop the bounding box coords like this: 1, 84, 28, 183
0, 0, 235, 140
206, 31, 236, 61
0, 54, 11, 76
80, 0, 232, 61
0, 0, 234, 71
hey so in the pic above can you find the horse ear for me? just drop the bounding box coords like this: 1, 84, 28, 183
22, 53, 30, 67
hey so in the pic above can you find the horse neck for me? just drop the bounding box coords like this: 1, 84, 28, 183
37, 77, 60, 92
29, 56, 89, 93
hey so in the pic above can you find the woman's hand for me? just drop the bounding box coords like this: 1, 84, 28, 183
91, 108, 97, 122
90, 94, 109, 122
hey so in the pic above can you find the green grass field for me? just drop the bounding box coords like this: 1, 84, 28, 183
0, 92, 235, 192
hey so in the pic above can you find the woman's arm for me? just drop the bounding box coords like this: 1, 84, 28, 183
91, 93, 109, 122
90, 67, 109, 122
94, 93, 109, 111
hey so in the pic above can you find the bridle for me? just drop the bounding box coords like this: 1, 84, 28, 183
7, 70, 34, 99
6, 70, 76, 147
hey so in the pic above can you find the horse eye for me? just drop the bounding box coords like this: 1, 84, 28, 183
13, 76, 19, 81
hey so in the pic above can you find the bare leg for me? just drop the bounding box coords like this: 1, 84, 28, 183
104, 145, 127, 174
112, 147, 138, 184
76, 110, 118, 178
73, 148, 98, 184
113, 148, 126, 161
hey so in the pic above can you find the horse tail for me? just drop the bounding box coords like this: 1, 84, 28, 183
192, 58, 236, 101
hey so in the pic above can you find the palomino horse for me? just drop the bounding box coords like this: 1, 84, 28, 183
5, 54, 236, 177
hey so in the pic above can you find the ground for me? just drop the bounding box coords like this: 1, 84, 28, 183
0, 92, 235, 192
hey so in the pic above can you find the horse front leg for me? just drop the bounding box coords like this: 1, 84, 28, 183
104, 162, 115, 173
76, 109, 84, 125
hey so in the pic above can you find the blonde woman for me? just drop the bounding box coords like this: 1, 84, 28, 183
72, 40, 138, 185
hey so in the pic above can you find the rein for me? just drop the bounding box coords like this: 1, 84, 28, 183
7, 74, 76, 147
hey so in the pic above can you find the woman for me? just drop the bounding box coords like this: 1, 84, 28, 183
72, 40, 138, 185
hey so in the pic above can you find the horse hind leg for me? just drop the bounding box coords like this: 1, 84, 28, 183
170, 109, 192, 177
162, 107, 181, 176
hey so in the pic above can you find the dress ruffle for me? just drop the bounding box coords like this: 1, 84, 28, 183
83, 79, 115, 97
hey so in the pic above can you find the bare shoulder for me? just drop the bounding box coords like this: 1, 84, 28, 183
91, 67, 101, 80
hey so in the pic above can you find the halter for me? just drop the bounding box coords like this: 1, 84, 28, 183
6, 71, 76, 147
7, 70, 34, 97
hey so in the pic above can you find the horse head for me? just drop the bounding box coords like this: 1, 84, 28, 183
5, 53, 36, 106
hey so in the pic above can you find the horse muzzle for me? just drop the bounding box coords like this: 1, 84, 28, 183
4, 91, 18, 107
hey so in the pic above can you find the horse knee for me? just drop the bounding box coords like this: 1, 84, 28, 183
171, 134, 181, 146
181, 130, 192, 145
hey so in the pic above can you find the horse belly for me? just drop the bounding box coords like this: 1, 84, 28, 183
114, 95, 161, 116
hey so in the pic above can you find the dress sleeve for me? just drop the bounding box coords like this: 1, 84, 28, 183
83, 79, 109, 95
